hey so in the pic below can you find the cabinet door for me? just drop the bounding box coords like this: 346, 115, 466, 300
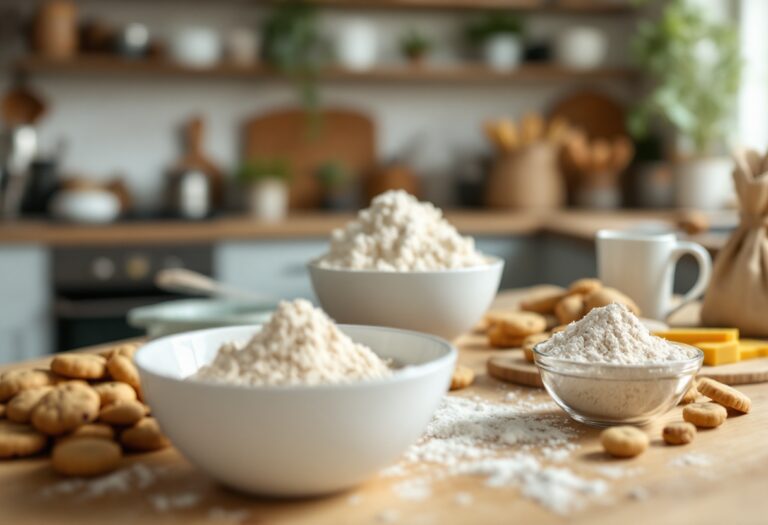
0, 247, 51, 363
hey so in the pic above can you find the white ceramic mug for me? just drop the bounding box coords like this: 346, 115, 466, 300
596, 229, 712, 320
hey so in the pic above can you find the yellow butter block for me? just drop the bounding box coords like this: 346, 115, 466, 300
653, 328, 739, 345
740, 339, 768, 359
697, 341, 740, 366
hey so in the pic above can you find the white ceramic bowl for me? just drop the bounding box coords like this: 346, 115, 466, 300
135, 324, 456, 497
50, 189, 121, 224
308, 257, 504, 340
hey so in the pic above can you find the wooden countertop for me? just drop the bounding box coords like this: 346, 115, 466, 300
1, 288, 765, 524
0, 210, 735, 250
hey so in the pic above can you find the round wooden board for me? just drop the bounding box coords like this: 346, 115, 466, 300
698, 358, 768, 385
486, 353, 543, 388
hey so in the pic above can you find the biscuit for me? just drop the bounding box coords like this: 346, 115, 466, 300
584, 288, 641, 316
101, 342, 140, 361
0, 420, 47, 458
683, 402, 727, 428
450, 365, 475, 391
568, 278, 602, 295
99, 400, 147, 426
52, 437, 121, 477
31, 382, 100, 436
56, 423, 115, 445
551, 325, 568, 334
696, 378, 751, 414
662, 421, 696, 445
600, 426, 648, 458
679, 381, 698, 405
6, 386, 53, 423
120, 417, 170, 452
92, 382, 137, 407
51, 354, 107, 380
554, 294, 585, 325
487, 324, 527, 348
520, 290, 566, 315
494, 312, 547, 337
106, 355, 142, 396
522, 333, 550, 363
0, 369, 57, 401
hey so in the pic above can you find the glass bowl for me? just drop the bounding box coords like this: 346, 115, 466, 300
533, 342, 703, 427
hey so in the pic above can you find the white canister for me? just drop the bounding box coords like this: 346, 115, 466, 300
225, 27, 260, 66
674, 156, 735, 209
334, 18, 378, 71
247, 180, 288, 222
170, 27, 221, 68
482, 34, 522, 71
555, 26, 607, 70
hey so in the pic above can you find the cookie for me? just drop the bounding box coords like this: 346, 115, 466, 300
56, 423, 115, 445
52, 437, 122, 477
679, 381, 698, 405
683, 402, 727, 428
120, 417, 170, 452
520, 290, 565, 315
51, 354, 107, 380
554, 294, 585, 325
696, 377, 751, 414
99, 400, 147, 426
522, 333, 550, 363
106, 355, 142, 396
31, 382, 100, 436
6, 386, 53, 423
551, 325, 568, 334
92, 382, 137, 407
0, 369, 57, 401
495, 312, 547, 337
584, 288, 641, 316
0, 420, 47, 458
600, 426, 648, 458
450, 365, 475, 391
662, 421, 696, 445
487, 324, 527, 349
101, 342, 140, 361
568, 278, 602, 296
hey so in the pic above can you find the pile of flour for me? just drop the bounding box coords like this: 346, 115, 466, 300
317, 190, 488, 271
193, 299, 391, 386
538, 303, 695, 364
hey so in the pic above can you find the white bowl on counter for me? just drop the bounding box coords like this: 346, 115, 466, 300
135, 324, 456, 497
308, 257, 504, 340
49, 189, 121, 224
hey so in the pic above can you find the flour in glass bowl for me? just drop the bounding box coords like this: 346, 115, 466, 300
317, 190, 489, 271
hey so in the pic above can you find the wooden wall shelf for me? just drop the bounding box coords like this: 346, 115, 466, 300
305, 0, 634, 13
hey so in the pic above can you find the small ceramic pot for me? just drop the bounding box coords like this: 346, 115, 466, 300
335, 18, 378, 71
483, 34, 522, 71
555, 26, 607, 70
674, 156, 735, 209
225, 28, 260, 66
247, 180, 288, 222
170, 27, 221, 68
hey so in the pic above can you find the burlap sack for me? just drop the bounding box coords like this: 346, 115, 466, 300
701, 151, 768, 336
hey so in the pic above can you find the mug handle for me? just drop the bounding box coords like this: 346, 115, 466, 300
665, 241, 712, 319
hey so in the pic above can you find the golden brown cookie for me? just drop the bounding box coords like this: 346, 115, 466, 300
56, 423, 115, 445
696, 377, 751, 414
554, 294, 585, 325
92, 382, 137, 407
662, 421, 696, 445
99, 400, 147, 426
568, 278, 602, 295
106, 355, 142, 396
496, 311, 547, 337
679, 381, 698, 405
600, 426, 648, 458
551, 325, 568, 334
6, 386, 54, 423
52, 437, 122, 477
0, 369, 57, 402
450, 365, 475, 391
120, 417, 170, 452
101, 342, 140, 361
520, 290, 566, 315
31, 382, 100, 436
584, 288, 641, 316
487, 324, 527, 348
0, 420, 47, 458
683, 402, 727, 428
51, 354, 107, 380
522, 333, 550, 363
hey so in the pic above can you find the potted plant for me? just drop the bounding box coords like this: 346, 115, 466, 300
316, 161, 356, 210
237, 158, 290, 222
465, 13, 523, 71
630, 0, 741, 209
400, 30, 432, 66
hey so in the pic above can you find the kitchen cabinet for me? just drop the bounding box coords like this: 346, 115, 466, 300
0, 246, 51, 363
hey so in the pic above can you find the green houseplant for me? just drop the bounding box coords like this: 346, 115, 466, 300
316, 160, 355, 210
237, 159, 290, 221
465, 13, 523, 71
400, 30, 432, 65
630, 0, 741, 208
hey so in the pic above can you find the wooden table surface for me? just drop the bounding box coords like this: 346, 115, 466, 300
1, 289, 766, 525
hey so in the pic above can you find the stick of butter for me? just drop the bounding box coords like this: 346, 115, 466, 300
653, 328, 739, 345
696, 341, 740, 366
739, 339, 768, 360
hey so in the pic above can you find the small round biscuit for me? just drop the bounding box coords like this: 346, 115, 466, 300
6, 386, 54, 423
554, 294, 585, 325
491, 311, 547, 337
56, 423, 116, 445
584, 288, 641, 316
31, 382, 100, 436
51, 354, 107, 380
450, 365, 475, 391
600, 426, 648, 458
683, 402, 727, 428
522, 333, 550, 363
679, 381, 698, 405
487, 324, 527, 349
92, 382, 137, 407
551, 325, 568, 334
106, 355, 142, 396
99, 400, 147, 426
568, 278, 602, 295
696, 378, 751, 414
0, 369, 57, 401
662, 421, 696, 445
0, 420, 47, 458
520, 290, 566, 315
120, 417, 170, 452
101, 342, 140, 361
52, 437, 122, 477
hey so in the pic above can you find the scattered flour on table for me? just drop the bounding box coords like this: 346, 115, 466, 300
669, 453, 713, 468
317, 190, 488, 271
193, 299, 391, 386
149, 492, 201, 512
538, 303, 695, 364
40, 463, 166, 499
207, 507, 251, 523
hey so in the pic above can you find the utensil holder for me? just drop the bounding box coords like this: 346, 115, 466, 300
485, 143, 565, 209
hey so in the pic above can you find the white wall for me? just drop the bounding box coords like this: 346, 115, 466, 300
0, 0, 634, 210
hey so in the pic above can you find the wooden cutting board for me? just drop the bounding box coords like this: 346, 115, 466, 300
242, 107, 376, 209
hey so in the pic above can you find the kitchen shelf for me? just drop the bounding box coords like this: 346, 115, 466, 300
16, 55, 638, 83
304, 0, 634, 13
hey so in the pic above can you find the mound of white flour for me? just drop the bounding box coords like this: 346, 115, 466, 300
538, 303, 694, 364
192, 299, 391, 386
317, 190, 488, 271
